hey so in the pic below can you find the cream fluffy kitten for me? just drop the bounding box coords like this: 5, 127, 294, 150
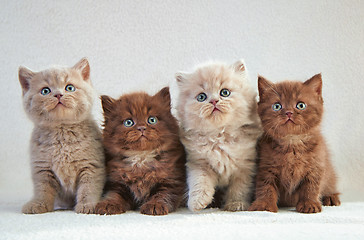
176, 60, 262, 212
19, 58, 105, 214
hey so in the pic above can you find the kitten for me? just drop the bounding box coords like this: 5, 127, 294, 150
248, 74, 340, 213
19, 58, 105, 214
176, 60, 262, 212
95, 87, 186, 216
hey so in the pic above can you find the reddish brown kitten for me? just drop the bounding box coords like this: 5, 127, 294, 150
95, 87, 186, 215
248, 74, 340, 214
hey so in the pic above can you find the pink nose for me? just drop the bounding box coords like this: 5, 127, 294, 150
286, 112, 293, 118
54, 94, 63, 100
137, 126, 146, 132
210, 99, 218, 106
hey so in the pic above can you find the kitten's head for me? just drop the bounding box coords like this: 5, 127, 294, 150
257, 73, 323, 138
176, 60, 257, 131
18, 58, 94, 126
101, 87, 179, 155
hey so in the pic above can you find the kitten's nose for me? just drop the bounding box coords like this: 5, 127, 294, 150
54, 94, 63, 100
210, 99, 218, 106
137, 126, 146, 132
286, 112, 293, 118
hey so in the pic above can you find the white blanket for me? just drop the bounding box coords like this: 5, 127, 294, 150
0, 201, 363, 240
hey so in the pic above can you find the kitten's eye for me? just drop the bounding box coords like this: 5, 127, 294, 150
65, 84, 76, 92
272, 103, 282, 111
220, 88, 231, 97
123, 119, 134, 127
147, 116, 158, 125
296, 102, 306, 110
196, 93, 207, 102
41, 87, 51, 95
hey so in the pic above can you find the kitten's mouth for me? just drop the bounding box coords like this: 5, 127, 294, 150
212, 107, 221, 113
285, 119, 295, 124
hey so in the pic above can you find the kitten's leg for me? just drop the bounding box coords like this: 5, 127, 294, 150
75, 167, 105, 214
248, 166, 279, 212
224, 167, 254, 211
296, 173, 322, 213
322, 193, 341, 206
95, 187, 133, 215
187, 162, 218, 212
140, 182, 183, 216
22, 169, 59, 214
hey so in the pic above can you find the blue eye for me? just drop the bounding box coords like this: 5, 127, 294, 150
197, 93, 207, 102
147, 116, 158, 125
272, 103, 282, 111
220, 89, 231, 97
41, 87, 51, 95
296, 102, 306, 110
124, 119, 134, 127
65, 84, 75, 92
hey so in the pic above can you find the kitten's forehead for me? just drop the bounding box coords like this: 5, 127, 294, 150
118, 93, 160, 119
32, 67, 79, 88
194, 64, 240, 91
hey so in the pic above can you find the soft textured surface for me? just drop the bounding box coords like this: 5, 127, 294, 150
1, 201, 363, 240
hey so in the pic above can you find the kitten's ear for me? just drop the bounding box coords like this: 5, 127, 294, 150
304, 73, 322, 96
175, 72, 189, 87
232, 59, 246, 72
154, 87, 171, 107
73, 57, 90, 82
100, 95, 115, 116
258, 75, 274, 97
18, 66, 35, 95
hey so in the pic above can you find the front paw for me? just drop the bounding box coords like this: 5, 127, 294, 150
248, 200, 278, 212
188, 194, 212, 212
95, 200, 126, 215
22, 200, 53, 214
224, 201, 248, 211
296, 200, 322, 213
75, 202, 95, 214
140, 201, 169, 216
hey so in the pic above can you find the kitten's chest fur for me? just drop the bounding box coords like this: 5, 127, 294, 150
111, 151, 168, 200
272, 134, 317, 194
184, 128, 257, 185
32, 122, 100, 193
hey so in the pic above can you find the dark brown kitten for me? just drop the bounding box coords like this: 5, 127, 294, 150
95, 87, 186, 215
248, 74, 340, 213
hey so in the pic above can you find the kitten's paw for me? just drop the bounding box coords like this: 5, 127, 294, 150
140, 201, 169, 216
248, 200, 278, 212
75, 202, 95, 214
322, 194, 341, 206
296, 200, 322, 213
22, 200, 53, 214
95, 201, 126, 215
224, 201, 248, 211
188, 195, 211, 212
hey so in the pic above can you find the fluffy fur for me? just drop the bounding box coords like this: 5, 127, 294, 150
19, 58, 105, 214
95, 87, 186, 216
248, 74, 340, 213
176, 60, 262, 212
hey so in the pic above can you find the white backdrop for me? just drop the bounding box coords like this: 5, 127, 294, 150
0, 0, 363, 202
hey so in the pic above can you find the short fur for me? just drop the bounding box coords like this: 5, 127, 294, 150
19, 58, 105, 214
176, 60, 262, 212
95, 87, 186, 216
248, 74, 340, 213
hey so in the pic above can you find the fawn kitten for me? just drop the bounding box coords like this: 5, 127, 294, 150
248, 74, 340, 213
176, 60, 262, 212
95, 87, 186, 216
19, 58, 105, 214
